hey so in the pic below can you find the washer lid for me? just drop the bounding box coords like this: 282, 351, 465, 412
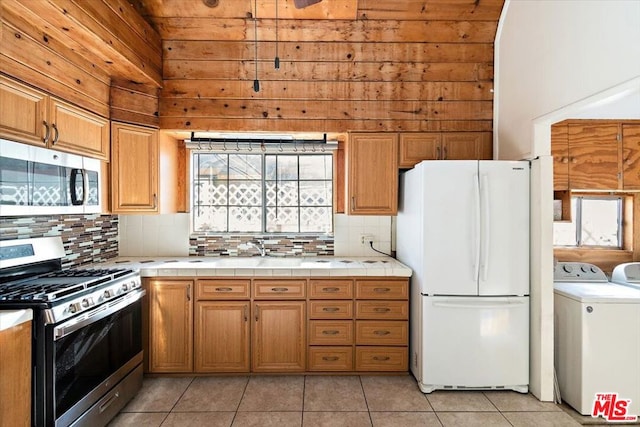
554, 282, 640, 303
611, 262, 640, 285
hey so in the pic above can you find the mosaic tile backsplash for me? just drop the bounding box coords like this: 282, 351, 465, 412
189, 234, 334, 257
0, 214, 118, 268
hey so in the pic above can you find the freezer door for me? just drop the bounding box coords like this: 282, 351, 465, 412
478, 161, 530, 296
420, 296, 529, 391
422, 161, 480, 295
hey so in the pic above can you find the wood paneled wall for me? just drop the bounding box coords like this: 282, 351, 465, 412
0, 0, 162, 118
134, 0, 502, 134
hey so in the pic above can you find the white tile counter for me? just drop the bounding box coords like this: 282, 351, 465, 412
98, 256, 412, 278
0, 309, 32, 332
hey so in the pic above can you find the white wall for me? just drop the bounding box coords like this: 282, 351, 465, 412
495, 0, 640, 160
494, 0, 640, 402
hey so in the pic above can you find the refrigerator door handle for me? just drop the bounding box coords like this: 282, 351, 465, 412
480, 174, 490, 282
472, 174, 481, 282
432, 299, 527, 309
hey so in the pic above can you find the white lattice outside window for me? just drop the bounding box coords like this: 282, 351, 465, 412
192, 152, 333, 233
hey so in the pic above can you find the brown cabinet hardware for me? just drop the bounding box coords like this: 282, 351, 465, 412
215, 287, 233, 292
373, 356, 390, 361
271, 287, 289, 292
374, 330, 391, 336
322, 330, 340, 335
322, 356, 339, 361
322, 307, 340, 312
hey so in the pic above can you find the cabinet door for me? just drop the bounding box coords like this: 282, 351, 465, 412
568, 123, 619, 190
0, 320, 31, 427
0, 76, 47, 146
551, 122, 569, 191
398, 133, 440, 168
49, 97, 109, 160
442, 132, 491, 160
195, 302, 249, 372
148, 280, 193, 373
252, 301, 305, 372
622, 124, 640, 190
111, 122, 159, 212
347, 133, 398, 215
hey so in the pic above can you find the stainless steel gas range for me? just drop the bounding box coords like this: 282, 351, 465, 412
0, 237, 144, 427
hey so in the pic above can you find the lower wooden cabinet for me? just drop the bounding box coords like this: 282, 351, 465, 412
146, 279, 193, 373
252, 301, 306, 372
145, 276, 409, 374
195, 301, 250, 372
0, 315, 31, 427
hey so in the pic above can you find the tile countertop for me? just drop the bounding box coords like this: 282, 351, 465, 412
98, 256, 412, 278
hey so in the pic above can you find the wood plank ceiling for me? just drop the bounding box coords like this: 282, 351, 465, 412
131, 0, 504, 136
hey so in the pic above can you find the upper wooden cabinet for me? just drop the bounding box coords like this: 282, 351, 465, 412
0, 76, 109, 160
551, 123, 569, 191
622, 124, 640, 190
551, 120, 640, 191
110, 122, 159, 213
346, 133, 398, 215
399, 132, 492, 168
567, 123, 619, 190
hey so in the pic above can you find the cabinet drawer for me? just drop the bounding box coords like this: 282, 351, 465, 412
309, 280, 353, 299
197, 280, 250, 300
253, 280, 306, 299
308, 347, 353, 371
355, 301, 408, 320
355, 321, 408, 346
355, 280, 408, 300
309, 320, 353, 345
355, 347, 408, 372
309, 301, 353, 319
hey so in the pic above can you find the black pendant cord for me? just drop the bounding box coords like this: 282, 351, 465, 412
253, 0, 260, 92
274, 0, 280, 69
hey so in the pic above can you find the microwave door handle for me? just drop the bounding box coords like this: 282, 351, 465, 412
69, 168, 86, 206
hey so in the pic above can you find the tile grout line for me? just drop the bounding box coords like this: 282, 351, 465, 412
357, 375, 374, 426
229, 375, 252, 426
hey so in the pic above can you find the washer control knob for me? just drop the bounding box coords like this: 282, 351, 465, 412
562, 264, 573, 273
581, 265, 589, 273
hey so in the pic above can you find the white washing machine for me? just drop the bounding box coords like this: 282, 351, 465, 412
554, 262, 640, 417
612, 262, 640, 290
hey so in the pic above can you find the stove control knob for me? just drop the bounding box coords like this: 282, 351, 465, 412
130, 280, 138, 289
103, 289, 114, 299
82, 298, 93, 308
121, 283, 129, 292
68, 302, 81, 313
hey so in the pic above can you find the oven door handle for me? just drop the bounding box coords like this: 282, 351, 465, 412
53, 289, 145, 341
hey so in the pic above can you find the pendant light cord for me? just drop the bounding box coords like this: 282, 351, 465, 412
253, 0, 260, 92
275, 0, 280, 69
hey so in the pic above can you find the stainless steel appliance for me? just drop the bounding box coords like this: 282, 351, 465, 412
0, 139, 102, 216
0, 237, 144, 427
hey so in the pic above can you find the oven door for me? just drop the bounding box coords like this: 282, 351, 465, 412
48, 290, 144, 427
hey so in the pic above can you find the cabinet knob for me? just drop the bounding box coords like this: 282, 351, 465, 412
271, 287, 289, 292
322, 356, 339, 361
373, 307, 391, 313
571, 158, 577, 164
322, 330, 340, 335
373, 330, 391, 336
561, 157, 568, 164
322, 307, 340, 312
215, 287, 233, 292
322, 287, 339, 292
372, 356, 390, 361
51, 123, 59, 144
373, 287, 391, 293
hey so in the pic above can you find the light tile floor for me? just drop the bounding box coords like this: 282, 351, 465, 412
109, 375, 635, 426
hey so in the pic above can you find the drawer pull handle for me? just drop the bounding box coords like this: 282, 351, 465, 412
322, 307, 340, 312
271, 287, 289, 292
374, 287, 391, 293
374, 330, 391, 335
322, 330, 340, 335
373, 356, 390, 361
373, 307, 391, 313
215, 287, 233, 292
322, 287, 340, 292
322, 356, 339, 361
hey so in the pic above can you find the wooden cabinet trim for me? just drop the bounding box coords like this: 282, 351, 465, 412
355, 279, 409, 300
309, 300, 354, 319
196, 279, 250, 300
309, 279, 353, 299
253, 279, 306, 299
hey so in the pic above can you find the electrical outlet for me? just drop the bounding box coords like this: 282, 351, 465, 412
360, 234, 374, 245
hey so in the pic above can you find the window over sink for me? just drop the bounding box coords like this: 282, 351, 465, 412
191, 152, 333, 234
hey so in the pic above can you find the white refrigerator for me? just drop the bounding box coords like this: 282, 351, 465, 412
397, 160, 530, 393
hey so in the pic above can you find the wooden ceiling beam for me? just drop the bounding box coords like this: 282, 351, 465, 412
11, 0, 162, 87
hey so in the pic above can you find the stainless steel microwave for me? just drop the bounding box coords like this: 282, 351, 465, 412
0, 139, 103, 216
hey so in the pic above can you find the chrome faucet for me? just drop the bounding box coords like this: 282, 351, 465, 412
247, 240, 267, 257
